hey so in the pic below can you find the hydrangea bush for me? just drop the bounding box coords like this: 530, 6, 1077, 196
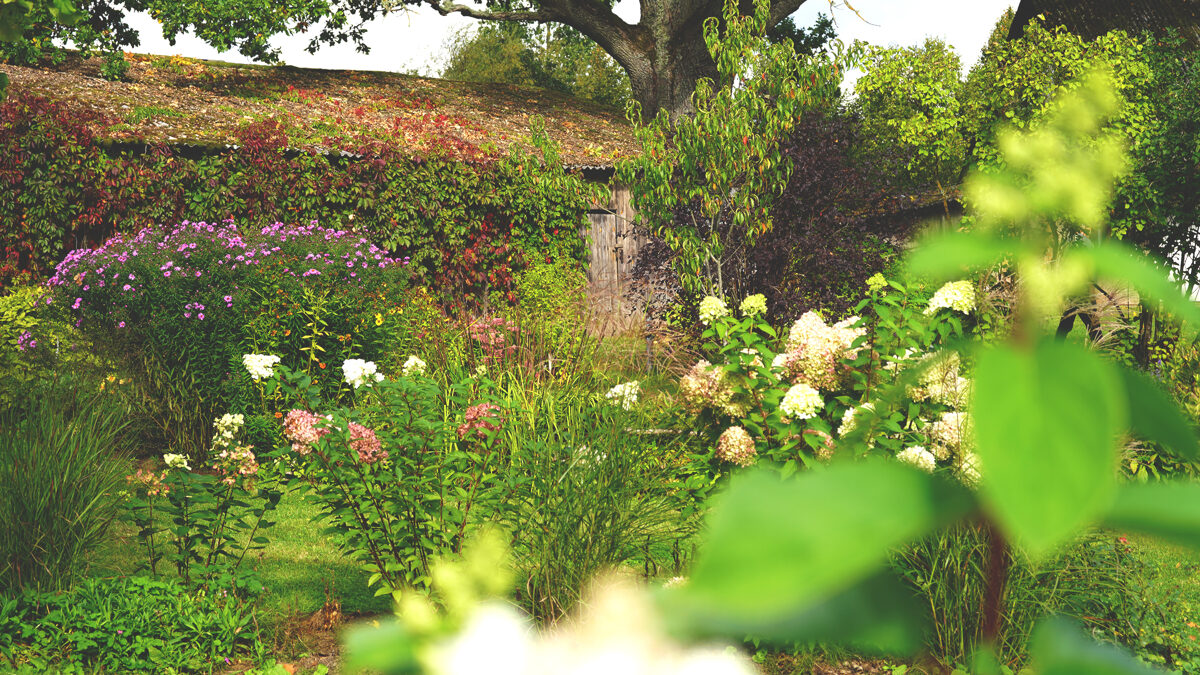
682, 276, 981, 482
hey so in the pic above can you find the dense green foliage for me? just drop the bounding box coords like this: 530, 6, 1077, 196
0, 92, 596, 296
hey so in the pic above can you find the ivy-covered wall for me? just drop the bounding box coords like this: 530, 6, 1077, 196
0, 92, 600, 303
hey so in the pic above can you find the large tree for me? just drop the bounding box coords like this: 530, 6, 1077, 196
2, 0, 839, 118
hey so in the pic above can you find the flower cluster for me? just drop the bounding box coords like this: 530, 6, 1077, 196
837, 402, 874, 438
283, 409, 329, 454
163, 453, 191, 471
349, 422, 386, 464
777, 312, 864, 391
925, 280, 976, 315
343, 358, 384, 389
402, 355, 428, 377
15, 330, 36, 351
604, 381, 640, 411
716, 426, 756, 467
129, 468, 170, 497
469, 316, 518, 365
679, 360, 739, 416
212, 413, 245, 450
458, 402, 503, 440
213, 445, 260, 485
897, 446, 937, 473
866, 273, 887, 292
243, 353, 281, 381
908, 352, 971, 410
739, 294, 767, 317
698, 296, 729, 325
927, 411, 972, 460
780, 383, 823, 420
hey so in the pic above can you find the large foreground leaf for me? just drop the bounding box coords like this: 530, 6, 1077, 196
1104, 481, 1200, 549
973, 340, 1124, 557
675, 462, 972, 649
1117, 365, 1199, 461
1032, 618, 1160, 675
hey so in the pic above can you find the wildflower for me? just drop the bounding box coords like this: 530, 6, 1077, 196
897, 446, 937, 473
716, 426, 756, 467
401, 355, 427, 377
343, 358, 384, 388
698, 296, 729, 325
604, 381, 640, 411
780, 383, 823, 419
163, 453, 191, 470
925, 280, 976, 315
866, 273, 887, 292
375, 312, 384, 326
739, 294, 767, 317
458, 402, 503, 440
243, 353, 281, 381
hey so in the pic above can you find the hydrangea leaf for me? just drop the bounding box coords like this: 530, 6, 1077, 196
906, 232, 1015, 282
1031, 617, 1160, 675
1087, 242, 1200, 327
1117, 365, 1199, 461
674, 462, 972, 643
1104, 481, 1200, 549
973, 340, 1124, 557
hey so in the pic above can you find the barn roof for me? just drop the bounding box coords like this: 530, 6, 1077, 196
1009, 0, 1200, 44
0, 52, 637, 167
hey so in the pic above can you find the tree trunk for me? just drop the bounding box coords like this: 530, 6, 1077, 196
620, 19, 718, 121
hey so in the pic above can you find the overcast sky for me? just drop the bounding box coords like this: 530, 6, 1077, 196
118, 0, 1019, 84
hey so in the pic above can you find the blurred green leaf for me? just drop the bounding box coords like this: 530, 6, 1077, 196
678, 462, 972, 633
1104, 481, 1200, 549
1031, 617, 1159, 674
341, 619, 419, 675
1087, 242, 1200, 327
1117, 365, 1199, 461
973, 341, 1123, 557
906, 232, 1015, 281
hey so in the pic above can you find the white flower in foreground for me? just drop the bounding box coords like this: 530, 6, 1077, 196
343, 358, 384, 388
242, 353, 281, 381
402, 355, 428, 377
163, 453, 191, 471
432, 603, 534, 675
897, 446, 937, 473
698, 296, 729, 325
925, 280, 976, 315
605, 381, 640, 410
780, 383, 823, 419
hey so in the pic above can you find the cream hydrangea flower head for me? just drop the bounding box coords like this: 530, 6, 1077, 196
925, 280, 976, 315
402, 355, 428, 377
780, 383, 823, 419
698, 296, 729, 325
897, 446, 937, 473
739, 293, 767, 317
242, 353, 281, 381
343, 358, 385, 388
716, 426, 756, 467
163, 453, 191, 471
866, 273, 887, 292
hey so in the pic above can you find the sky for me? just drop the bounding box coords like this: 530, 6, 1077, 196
116, 0, 1019, 84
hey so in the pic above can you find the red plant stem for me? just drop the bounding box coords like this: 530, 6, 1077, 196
980, 519, 1010, 645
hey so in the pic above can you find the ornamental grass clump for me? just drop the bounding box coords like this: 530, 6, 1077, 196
49, 219, 412, 461
0, 382, 134, 593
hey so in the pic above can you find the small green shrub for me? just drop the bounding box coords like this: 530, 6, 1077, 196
0, 575, 263, 673
0, 382, 134, 594
508, 259, 589, 363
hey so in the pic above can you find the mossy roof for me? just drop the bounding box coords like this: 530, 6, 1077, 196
0, 52, 637, 167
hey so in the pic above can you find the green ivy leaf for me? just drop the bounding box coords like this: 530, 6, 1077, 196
1104, 481, 1200, 549
1116, 365, 1198, 461
973, 340, 1124, 557
675, 462, 972, 641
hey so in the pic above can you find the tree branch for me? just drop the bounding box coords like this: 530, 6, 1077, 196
424, 0, 559, 22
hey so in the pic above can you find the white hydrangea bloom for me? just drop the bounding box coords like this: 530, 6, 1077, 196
698, 296, 729, 325
897, 446, 937, 473
402, 355, 427, 377
163, 453, 191, 471
605, 381, 640, 410
243, 353, 281, 381
343, 358, 385, 388
925, 280, 976, 315
780, 383, 823, 419
837, 402, 874, 437
739, 294, 767, 317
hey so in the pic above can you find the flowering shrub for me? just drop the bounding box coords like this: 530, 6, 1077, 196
680, 276, 979, 480
265, 358, 508, 596
50, 219, 412, 460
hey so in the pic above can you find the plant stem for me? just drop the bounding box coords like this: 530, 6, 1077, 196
980, 519, 1010, 645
